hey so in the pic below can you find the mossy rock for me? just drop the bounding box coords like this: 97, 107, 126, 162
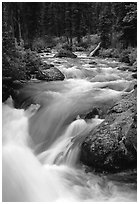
81, 90, 137, 172
54, 49, 77, 58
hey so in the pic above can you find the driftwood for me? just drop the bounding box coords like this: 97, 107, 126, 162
89, 42, 101, 57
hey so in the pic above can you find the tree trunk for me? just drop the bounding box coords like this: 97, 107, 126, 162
89, 42, 101, 57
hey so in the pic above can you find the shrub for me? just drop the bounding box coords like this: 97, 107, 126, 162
119, 49, 130, 63
99, 48, 114, 58
32, 36, 57, 51
76, 41, 89, 49
32, 37, 46, 52
128, 48, 137, 65
73, 34, 100, 51
24, 49, 41, 76
119, 47, 137, 64
82, 34, 100, 45
73, 46, 86, 52
111, 49, 120, 58
2, 36, 27, 81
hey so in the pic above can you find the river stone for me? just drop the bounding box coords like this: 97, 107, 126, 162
117, 65, 137, 73
40, 63, 54, 69
81, 89, 137, 172
89, 61, 97, 65
36, 67, 65, 81
54, 49, 77, 58
132, 73, 137, 79
117, 66, 129, 71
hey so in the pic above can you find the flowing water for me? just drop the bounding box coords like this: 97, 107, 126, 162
2, 51, 137, 202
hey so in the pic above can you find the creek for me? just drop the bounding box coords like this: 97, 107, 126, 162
2, 51, 137, 202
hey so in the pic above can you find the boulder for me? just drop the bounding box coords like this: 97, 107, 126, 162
54, 49, 77, 58
40, 63, 54, 70
81, 89, 137, 172
132, 73, 137, 79
36, 67, 65, 81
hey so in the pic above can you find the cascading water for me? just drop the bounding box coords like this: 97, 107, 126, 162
2, 52, 137, 202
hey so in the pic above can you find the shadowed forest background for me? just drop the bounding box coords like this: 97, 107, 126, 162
2, 2, 137, 100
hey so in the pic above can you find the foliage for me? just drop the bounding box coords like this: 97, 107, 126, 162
2, 2, 136, 50
128, 48, 137, 65
24, 49, 42, 75
32, 38, 46, 52
32, 36, 57, 51
99, 47, 137, 66
99, 48, 116, 58
119, 48, 137, 65
2, 36, 27, 80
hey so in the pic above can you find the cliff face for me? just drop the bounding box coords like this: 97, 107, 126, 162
81, 88, 137, 172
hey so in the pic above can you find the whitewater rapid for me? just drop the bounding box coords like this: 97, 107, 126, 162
2, 52, 137, 202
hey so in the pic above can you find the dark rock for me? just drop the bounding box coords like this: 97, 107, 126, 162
81, 90, 137, 172
132, 73, 137, 79
89, 61, 97, 65
85, 108, 100, 119
117, 65, 137, 73
44, 48, 51, 53
134, 84, 137, 89
54, 49, 77, 58
37, 49, 44, 53
36, 67, 65, 81
39, 63, 55, 70
128, 66, 137, 72
117, 66, 129, 71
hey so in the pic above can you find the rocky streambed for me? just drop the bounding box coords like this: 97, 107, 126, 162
3, 50, 137, 173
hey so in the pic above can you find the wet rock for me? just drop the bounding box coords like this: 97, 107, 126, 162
85, 108, 99, 119
128, 66, 137, 72
89, 61, 97, 65
117, 66, 129, 71
81, 90, 137, 172
132, 73, 137, 79
117, 65, 137, 73
83, 103, 115, 120
40, 63, 54, 70
36, 67, 65, 81
54, 49, 77, 58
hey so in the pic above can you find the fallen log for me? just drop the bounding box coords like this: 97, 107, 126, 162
89, 42, 101, 57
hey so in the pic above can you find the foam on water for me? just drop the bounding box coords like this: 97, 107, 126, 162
2, 53, 136, 202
